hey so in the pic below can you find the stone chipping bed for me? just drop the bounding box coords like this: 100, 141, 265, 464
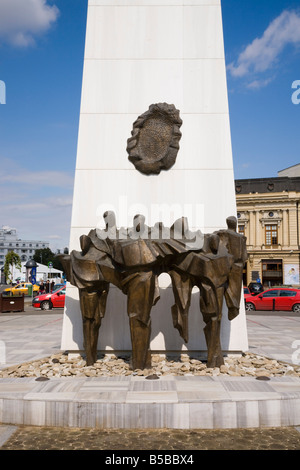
0, 352, 300, 379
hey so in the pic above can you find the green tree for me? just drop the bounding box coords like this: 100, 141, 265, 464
4, 251, 22, 286
53, 254, 64, 273
33, 247, 65, 274
33, 248, 55, 267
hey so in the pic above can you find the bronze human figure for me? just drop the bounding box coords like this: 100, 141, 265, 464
101, 213, 202, 370
58, 231, 112, 366
169, 217, 247, 368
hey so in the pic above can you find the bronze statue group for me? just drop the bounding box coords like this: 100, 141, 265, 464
59, 213, 247, 370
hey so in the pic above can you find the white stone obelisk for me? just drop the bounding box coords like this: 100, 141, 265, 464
61, 0, 248, 354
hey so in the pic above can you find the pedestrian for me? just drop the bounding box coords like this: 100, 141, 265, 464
39, 280, 45, 294
51, 280, 55, 292
45, 280, 50, 293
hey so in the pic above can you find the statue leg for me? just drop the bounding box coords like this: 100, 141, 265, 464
129, 316, 152, 370
200, 284, 224, 368
125, 272, 156, 370
203, 314, 224, 368
79, 285, 109, 366
169, 270, 192, 343
225, 264, 244, 320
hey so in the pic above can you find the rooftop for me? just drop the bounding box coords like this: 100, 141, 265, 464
235, 176, 300, 195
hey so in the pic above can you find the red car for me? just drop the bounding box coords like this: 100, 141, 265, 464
244, 287, 259, 301
245, 288, 300, 313
32, 286, 66, 310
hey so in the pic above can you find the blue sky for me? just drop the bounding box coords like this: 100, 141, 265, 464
0, 0, 300, 250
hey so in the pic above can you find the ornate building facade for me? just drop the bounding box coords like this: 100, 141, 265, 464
235, 172, 300, 288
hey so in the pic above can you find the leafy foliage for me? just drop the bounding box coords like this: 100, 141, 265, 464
4, 251, 22, 284
33, 248, 64, 272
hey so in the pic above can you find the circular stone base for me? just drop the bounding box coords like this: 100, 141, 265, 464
0, 353, 300, 429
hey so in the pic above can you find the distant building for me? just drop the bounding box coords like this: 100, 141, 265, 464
0, 226, 50, 269
278, 164, 300, 178
235, 171, 300, 287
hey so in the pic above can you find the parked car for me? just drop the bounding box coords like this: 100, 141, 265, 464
32, 286, 66, 310
52, 283, 65, 293
245, 288, 300, 313
244, 287, 261, 301
248, 282, 264, 294
244, 288, 254, 303
4, 282, 39, 296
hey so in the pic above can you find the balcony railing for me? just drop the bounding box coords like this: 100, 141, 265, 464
262, 271, 282, 278
262, 244, 280, 249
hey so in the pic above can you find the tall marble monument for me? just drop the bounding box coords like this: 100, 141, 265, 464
61, 0, 249, 356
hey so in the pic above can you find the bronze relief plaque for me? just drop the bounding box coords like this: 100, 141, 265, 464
127, 103, 182, 175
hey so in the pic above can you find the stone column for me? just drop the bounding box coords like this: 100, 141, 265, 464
248, 211, 255, 248
255, 211, 261, 248
289, 206, 299, 249
282, 209, 289, 249
61, 0, 248, 354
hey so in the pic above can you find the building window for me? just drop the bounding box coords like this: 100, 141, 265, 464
238, 225, 245, 236
265, 224, 278, 246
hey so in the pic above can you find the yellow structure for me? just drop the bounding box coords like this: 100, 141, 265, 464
235, 171, 300, 288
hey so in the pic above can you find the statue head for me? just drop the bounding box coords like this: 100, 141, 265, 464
103, 211, 116, 230
133, 214, 145, 233
226, 216, 237, 232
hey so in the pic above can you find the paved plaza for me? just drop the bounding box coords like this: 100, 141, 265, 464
1, 425, 300, 451
1, 305, 300, 370
0, 304, 300, 450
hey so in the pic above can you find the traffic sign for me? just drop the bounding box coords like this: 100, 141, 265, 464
48, 262, 53, 269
